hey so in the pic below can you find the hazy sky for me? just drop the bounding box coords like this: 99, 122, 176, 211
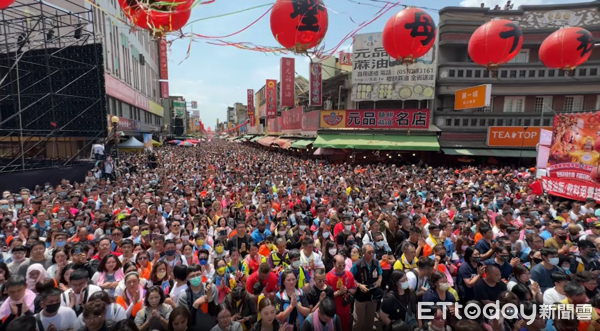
166, 0, 592, 130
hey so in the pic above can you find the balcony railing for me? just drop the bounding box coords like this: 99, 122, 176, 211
438, 62, 600, 82
434, 112, 553, 131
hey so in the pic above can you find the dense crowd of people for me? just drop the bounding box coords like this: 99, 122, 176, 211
0, 139, 597, 331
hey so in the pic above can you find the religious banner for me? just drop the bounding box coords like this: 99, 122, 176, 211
266, 79, 277, 118
309, 62, 322, 106
247, 89, 254, 116
281, 107, 303, 134
280, 58, 295, 107
543, 112, 600, 202
319, 109, 430, 129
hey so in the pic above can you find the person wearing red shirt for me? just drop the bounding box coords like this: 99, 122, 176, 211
91, 237, 121, 262
326, 255, 356, 331
333, 216, 355, 237
245, 262, 278, 301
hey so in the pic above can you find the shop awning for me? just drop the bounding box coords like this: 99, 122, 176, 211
250, 136, 265, 142
442, 148, 537, 157
274, 138, 296, 149
257, 136, 279, 147
313, 134, 439, 151
242, 135, 254, 139
290, 139, 315, 149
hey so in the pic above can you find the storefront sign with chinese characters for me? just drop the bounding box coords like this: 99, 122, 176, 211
309, 62, 322, 106
542, 177, 600, 202
339, 51, 352, 66
117, 117, 141, 132
281, 107, 303, 134
158, 39, 169, 99
319, 109, 430, 129
266, 79, 277, 118
280, 58, 295, 107
351, 32, 437, 102
247, 89, 254, 116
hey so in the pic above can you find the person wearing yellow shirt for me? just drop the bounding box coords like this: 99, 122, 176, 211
558, 281, 600, 331
544, 228, 573, 255
393, 243, 418, 271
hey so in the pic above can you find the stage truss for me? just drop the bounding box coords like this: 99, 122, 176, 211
0, 0, 106, 173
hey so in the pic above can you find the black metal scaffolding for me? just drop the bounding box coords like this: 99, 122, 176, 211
0, 0, 106, 173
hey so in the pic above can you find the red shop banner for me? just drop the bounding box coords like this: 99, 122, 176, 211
541, 177, 600, 202
281, 107, 302, 134
302, 110, 319, 135
249, 116, 255, 127
267, 117, 282, 134
319, 109, 430, 129
545, 112, 600, 200
309, 62, 322, 106
247, 89, 254, 116
158, 39, 169, 99
266, 79, 277, 118
280, 58, 295, 107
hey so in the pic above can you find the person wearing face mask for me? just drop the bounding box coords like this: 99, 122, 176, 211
158, 240, 188, 270
222, 286, 257, 330
456, 247, 484, 304
285, 250, 311, 291
530, 247, 560, 293
558, 281, 600, 331
35, 288, 78, 331
482, 246, 519, 281
575, 240, 600, 273
379, 270, 417, 329
545, 227, 573, 256
422, 271, 456, 318
177, 264, 218, 331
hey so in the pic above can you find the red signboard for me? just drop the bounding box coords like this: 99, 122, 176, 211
280, 58, 295, 107
104, 73, 149, 111
543, 112, 600, 202
250, 116, 255, 127
158, 39, 169, 99
247, 89, 254, 116
302, 110, 319, 135
319, 109, 430, 129
268, 117, 283, 134
266, 79, 277, 118
309, 63, 322, 106
281, 107, 302, 134
339, 51, 352, 66
117, 117, 141, 132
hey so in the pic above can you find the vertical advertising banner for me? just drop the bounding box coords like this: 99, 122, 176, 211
143, 134, 153, 152
247, 89, 254, 127
158, 39, 169, 99
280, 58, 295, 107
309, 63, 322, 106
266, 79, 277, 118
543, 112, 600, 202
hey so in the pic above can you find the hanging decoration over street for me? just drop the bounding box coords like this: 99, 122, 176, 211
539, 27, 594, 70
269, 0, 329, 53
118, 0, 193, 38
468, 19, 523, 71
381, 8, 437, 65
0, 0, 15, 9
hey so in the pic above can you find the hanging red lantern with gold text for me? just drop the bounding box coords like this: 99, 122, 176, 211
269, 0, 328, 53
381, 8, 437, 65
539, 27, 594, 70
119, 0, 192, 37
0, 0, 16, 9
468, 19, 523, 71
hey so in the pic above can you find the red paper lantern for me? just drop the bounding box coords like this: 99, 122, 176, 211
539, 27, 594, 70
0, 0, 15, 9
132, 0, 192, 37
468, 19, 523, 70
381, 8, 436, 65
269, 0, 328, 53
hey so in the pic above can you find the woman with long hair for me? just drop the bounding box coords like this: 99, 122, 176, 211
134, 286, 173, 331
209, 304, 243, 331
379, 270, 418, 328
455, 246, 484, 303
148, 260, 173, 295
92, 253, 124, 298
274, 270, 310, 331
249, 298, 286, 331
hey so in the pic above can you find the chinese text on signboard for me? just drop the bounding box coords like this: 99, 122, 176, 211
158, 40, 169, 99
266, 80, 277, 118
319, 109, 430, 129
309, 63, 322, 106
351, 33, 437, 102
280, 58, 295, 107
543, 112, 600, 202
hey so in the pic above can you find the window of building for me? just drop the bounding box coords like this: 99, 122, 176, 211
477, 96, 495, 112
533, 96, 553, 113
507, 49, 529, 64
503, 96, 525, 113
564, 95, 584, 112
